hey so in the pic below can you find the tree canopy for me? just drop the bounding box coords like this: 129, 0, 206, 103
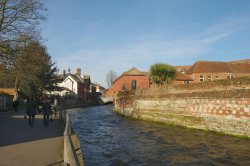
0, 1, 58, 99
14, 41, 58, 97
149, 63, 176, 85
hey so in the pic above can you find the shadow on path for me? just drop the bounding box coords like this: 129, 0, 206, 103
0, 110, 64, 147
0, 110, 65, 166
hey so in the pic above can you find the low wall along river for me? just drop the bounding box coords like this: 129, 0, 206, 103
114, 88, 250, 137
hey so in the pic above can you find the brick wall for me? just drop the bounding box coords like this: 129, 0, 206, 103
114, 92, 250, 137
112, 75, 149, 91
189, 73, 250, 83
106, 75, 150, 98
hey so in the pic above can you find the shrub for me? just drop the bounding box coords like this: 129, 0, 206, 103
149, 63, 176, 85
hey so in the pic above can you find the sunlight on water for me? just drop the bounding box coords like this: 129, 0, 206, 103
69, 105, 250, 166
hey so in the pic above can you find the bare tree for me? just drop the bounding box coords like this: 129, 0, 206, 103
106, 70, 117, 88
0, 0, 46, 62
0, 0, 46, 41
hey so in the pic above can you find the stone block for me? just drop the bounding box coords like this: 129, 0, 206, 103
232, 109, 236, 115
244, 107, 249, 113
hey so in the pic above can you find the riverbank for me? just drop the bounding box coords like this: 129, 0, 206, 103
114, 77, 250, 138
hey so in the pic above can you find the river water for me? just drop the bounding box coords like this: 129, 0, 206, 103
69, 105, 250, 166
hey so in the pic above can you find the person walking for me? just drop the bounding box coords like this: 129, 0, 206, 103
12, 99, 19, 112
43, 99, 52, 127
26, 98, 37, 127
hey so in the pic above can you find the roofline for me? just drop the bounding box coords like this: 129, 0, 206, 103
113, 73, 147, 84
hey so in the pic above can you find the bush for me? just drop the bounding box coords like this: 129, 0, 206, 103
150, 63, 176, 85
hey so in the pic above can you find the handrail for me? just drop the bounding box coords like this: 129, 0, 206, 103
64, 112, 82, 166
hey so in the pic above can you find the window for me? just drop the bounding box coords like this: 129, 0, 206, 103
200, 75, 204, 82
131, 80, 137, 90
227, 75, 234, 79
184, 81, 189, 84
215, 75, 220, 80
207, 75, 212, 81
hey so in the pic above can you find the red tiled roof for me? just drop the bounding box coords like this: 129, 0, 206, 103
123, 67, 144, 75
113, 67, 146, 84
174, 71, 193, 81
186, 61, 250, 74
230, 59, 250, 64
113, 67, 193, 84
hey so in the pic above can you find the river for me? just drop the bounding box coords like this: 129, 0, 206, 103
69, 105, 250, 166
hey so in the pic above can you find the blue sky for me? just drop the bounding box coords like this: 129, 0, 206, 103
41, 0, 250, 87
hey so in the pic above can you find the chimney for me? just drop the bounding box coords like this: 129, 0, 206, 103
77, 68, 81, 76
63, 70, 66, 76
68, 68, 71, 73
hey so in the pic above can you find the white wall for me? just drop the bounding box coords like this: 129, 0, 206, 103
59, 76, 78, 95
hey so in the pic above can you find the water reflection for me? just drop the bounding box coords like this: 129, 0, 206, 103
69, 105, 250, 166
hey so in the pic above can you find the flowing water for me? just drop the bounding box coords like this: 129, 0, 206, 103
69, 105, 250, 166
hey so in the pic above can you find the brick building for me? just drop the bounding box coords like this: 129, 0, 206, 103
105, 67, 193, 97
105, 67, 150, 97
185, 61, 250, 83
172, 71, 194, 85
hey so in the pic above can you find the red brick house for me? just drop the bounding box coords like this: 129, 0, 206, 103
172, 71, 194, 85
105, 67, 150, 97
105, 67, 193, 97
185, 61, 250, 83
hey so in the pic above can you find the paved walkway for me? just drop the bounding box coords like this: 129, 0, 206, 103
0, 109, 64, 166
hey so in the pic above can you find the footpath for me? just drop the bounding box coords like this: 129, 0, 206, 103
0, 109, 64, 166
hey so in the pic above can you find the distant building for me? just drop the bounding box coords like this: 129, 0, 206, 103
172, 71, 193, 85
58, 68, 91, 101
0, 89, 16, 111
185, 61, 250, 83
105, 67, 150, 97
91, 83, 105, 94
174, 66, 191, 74
105, 67, 193, 97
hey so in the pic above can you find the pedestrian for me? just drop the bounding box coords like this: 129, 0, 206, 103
43, 99, 52, 127
12, 99, 19, 112
26, 98, 37, 127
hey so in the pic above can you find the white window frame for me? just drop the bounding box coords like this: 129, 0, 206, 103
227, 75, 234, 79
200, 75, 204, 82
207, 75, 212, 81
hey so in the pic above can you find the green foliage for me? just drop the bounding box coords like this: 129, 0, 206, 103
14, 41, 58, 98
149, 63, 176, 85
